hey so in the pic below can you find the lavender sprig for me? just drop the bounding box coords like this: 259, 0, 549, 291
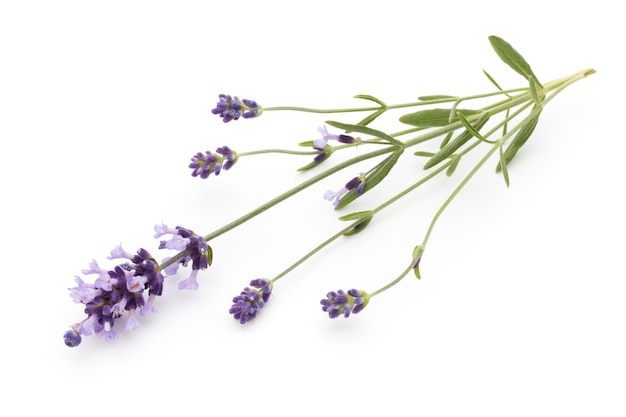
65, 36, 595, 346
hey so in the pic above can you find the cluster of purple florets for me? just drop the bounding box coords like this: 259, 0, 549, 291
211, 94, 260, 122
189, 146, 237, 179
64, 224, 210, 347
64, 247, 165, 347
320, 289, 370, 318
229, 278, 273, 324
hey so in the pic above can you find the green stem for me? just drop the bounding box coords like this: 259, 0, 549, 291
260, 87, 529, 115
369, 261, 416, 297
202, 147, 396, 242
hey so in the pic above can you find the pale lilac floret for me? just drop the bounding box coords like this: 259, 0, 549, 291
178, 269, 200, 291
99, 327, 119, 341
154, 223, 178, 238
107, 244, 134, 260
123, 309, 140, 332
140, 294, 159, 316
314, 125, 355, 148
324, 188, 347, 207
324, 175, 365, 207
161, 234, 191, 250
160, 256, 181, 276
126, 273, 148, 293
69, 276, 101, 304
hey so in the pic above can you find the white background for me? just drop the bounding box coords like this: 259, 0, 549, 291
1, 1, 624, 415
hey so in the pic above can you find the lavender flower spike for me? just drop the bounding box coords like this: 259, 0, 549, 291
64, 248, 166, 347
229, 279, 273, 324
321, 289, 370, 319
189, 146, 238, 179
211, 94, 261, 122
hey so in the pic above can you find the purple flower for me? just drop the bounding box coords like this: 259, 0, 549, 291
229, 279, 273, 324
189, 146, 238, 179
321, 289, 370, 319
65, 247, 167, 346
314, 125, 355, 148
324, 174, 365, 207
63, 328, 81, 347
212, 94, 261, 122
157, 225, 210, 290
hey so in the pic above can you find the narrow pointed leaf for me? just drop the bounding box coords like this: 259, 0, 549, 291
488, 35, 542, 87
418, 95, 458, 101
423, 113, 490, 169
338, 210, 374, 221
445, 155, 461, 177
413, 151, 436, 158
496, 109, 542, 172
440, 131, 454, 149
355, 109, 387, 127
498, 144, 510, 187
342, 216, 373, 236
399, 108, 482, 127
457, 111, 487, 141
354, 94, 387, 107
482, 69, 506, 92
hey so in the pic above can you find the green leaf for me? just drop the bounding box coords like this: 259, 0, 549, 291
326, 120, 402, 146
496, 109, 542, 172
482, 69, 506, 92
498, 144, 510, 187
342, 216, 373, 236
445, 155, 461, 177
336, 148, 403, 209
338, 210, 374, 221
399, 108, 482, 127
413, 151, 436, 158
457, 111, 487, 141
440, 131, 454, 149
206, 245, 214, 267
355, 109, 386, 127
412, 245, 424, 279
418, 95, 458, 101
488, 35, 542, 87
423, 113, 490, 169
354, 94, 387, 107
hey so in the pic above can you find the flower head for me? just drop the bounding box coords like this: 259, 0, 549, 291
229, 279, 273, 324
212, 94, 261, 122
321, 289, 370, 319
189, 146, 238, 179
65, 248, 166, 346
314, 125, 355, 148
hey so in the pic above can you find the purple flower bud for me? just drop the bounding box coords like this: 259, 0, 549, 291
63, 329, 81, 347
321, 289, 370, 318
189, 147, 238, 179
229, 279, 273, 324
212, 94, 261, 122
